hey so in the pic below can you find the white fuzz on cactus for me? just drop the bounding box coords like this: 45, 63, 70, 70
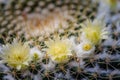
75, 41, 95, 58
30, 47, 44, 61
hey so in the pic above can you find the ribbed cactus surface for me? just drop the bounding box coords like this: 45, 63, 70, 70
0, 0, 120, 80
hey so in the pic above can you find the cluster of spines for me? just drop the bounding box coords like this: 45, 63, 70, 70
0, 0, 98, 43
0, 0, 120, 80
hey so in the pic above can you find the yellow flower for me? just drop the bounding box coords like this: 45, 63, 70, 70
80, 19, 109, 45
46, 38, 72, 63
105, 0, 117, 8
0, 40, 31, 70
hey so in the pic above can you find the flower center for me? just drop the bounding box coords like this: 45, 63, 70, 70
16, 56, 23, 61
51, 43, 67, 56
33, 53, 39, 59
84, 27, 101, 44
83, 43, 92, 51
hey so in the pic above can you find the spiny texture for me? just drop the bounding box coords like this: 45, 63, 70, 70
0, 0, 120, 80
0, 0, 98, 43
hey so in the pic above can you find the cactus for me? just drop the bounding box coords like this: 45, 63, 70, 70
0, 0, 120, 80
